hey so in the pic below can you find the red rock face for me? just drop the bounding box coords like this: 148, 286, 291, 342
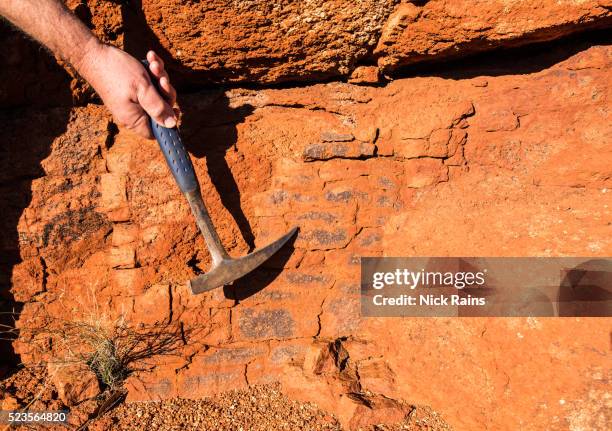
1, 2, 611, 430
138, 0, 612, 84
3, 1, 611, 106
375, 0, 612, 72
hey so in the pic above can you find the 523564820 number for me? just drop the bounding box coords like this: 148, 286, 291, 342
0, 410, 69, 424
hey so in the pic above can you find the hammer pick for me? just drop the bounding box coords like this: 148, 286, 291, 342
142, 61, 297, 294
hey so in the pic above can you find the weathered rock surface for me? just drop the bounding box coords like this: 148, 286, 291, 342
48, 362, 100, 406
375, 0, 612, 72
0, 394, 19, 411
137, 0, 397, 84
3, 42, 610, 429
2, 0, 610, 108
137, 0, 612, 84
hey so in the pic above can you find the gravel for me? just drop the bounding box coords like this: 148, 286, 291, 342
88, 383, 452, 431
89, 383, 341, 431
2, 368, 452, 430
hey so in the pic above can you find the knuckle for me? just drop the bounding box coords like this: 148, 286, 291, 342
134, 77, 150, 96
150, 103, 166, 118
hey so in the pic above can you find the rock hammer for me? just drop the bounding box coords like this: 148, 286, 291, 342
142, 61, 297, 294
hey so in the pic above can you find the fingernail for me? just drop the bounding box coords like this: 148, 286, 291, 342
164, 117, 177, 128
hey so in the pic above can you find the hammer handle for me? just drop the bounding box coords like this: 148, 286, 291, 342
142, 60, 199, 194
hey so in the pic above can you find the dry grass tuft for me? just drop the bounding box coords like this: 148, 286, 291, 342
3, 309, 187, 390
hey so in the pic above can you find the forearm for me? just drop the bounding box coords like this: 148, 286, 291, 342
1, 0, 177, 136
0, 0, 98, 70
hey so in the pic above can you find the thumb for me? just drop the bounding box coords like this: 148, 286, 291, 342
137, 79, 177, 129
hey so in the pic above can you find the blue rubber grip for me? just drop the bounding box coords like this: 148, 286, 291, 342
150, 121, 199, 194
142, 60, 199, 194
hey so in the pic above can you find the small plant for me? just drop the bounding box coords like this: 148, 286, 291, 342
1, 287, 213, 430
1, 286, 211, 393
88, 338, 124, 389
52, 315, 182, 390
5, 310, 187, 391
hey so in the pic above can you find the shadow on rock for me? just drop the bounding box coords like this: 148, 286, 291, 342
395, 28, 612, 80
223, 233, 299, 302
121, 1, 298, 299
558, 259, 612, 317
120, 0, 220, 91
180, 91, 256, 251
0, 106, 72, 377
179, 92, 297, 301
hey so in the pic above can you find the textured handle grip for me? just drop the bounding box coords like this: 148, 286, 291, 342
150, 122, 199, 194
142, 60, 199, 194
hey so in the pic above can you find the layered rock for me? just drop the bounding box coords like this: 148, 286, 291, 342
137, 0, 397, 84
138, 0, 612, 83
375, 0, 612, 72
3, 43, 610, 429
2, 0, 610, 108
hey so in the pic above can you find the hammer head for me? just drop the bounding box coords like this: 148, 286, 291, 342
188, 227, 298, 294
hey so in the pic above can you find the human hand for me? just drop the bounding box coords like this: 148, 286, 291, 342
77, 43, 177, 139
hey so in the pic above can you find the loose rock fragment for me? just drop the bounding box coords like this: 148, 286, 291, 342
48, 362, 100, 406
